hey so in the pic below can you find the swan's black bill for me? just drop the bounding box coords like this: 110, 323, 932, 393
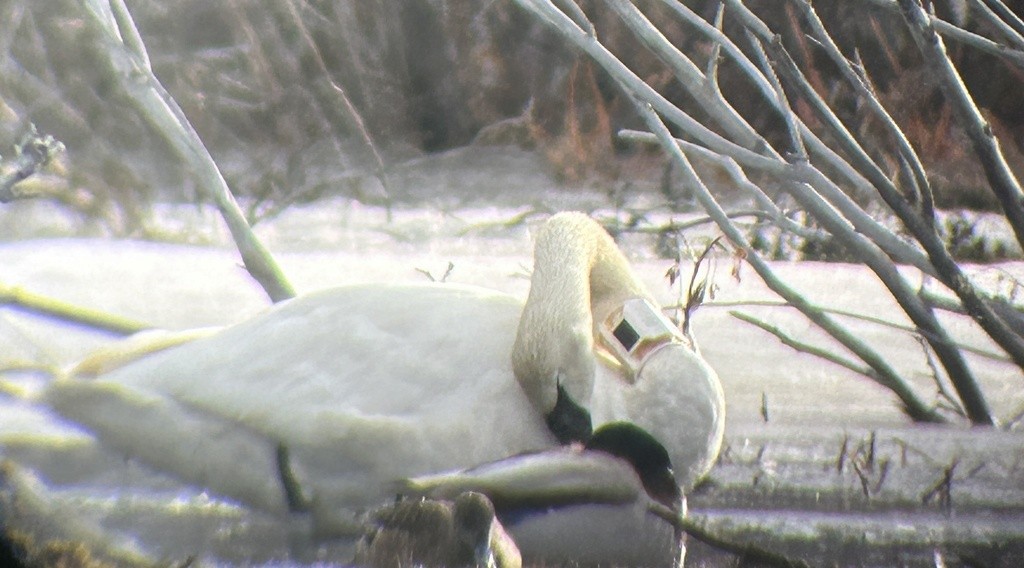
545, 384, 592, 445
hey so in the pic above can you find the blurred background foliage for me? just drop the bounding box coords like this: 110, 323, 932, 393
1, 0, 1022, 236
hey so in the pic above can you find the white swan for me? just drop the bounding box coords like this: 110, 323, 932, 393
42, 212, 725, 560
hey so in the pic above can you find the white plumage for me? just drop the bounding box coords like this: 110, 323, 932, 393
42, 212, 725, 565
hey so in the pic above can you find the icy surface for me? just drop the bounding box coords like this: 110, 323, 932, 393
1, 152, 1023, 566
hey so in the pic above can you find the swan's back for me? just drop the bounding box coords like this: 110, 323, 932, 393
118, 284, 525, 433
48, 283, 557, 510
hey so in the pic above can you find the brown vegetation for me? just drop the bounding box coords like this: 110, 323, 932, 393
2, 1, 1022, 231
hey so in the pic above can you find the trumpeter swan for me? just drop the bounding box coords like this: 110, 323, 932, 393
42, 211, 725, 562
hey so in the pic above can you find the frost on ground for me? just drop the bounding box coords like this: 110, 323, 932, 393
0, 197, 1022, 567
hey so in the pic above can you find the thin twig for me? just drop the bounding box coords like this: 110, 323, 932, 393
455, 207, 552, 236
705, 2, 725, 91
277, 0, 394, 219
678, 514, 813, 568
920, 459, 958, 516
731, 310, 875, 378
683, 236, 724, 336
745, 31, 807, 163
600, 210, 768, 235
706, 298, 1010, 362
415, 262, 455, 283
914, 334, 967, 417
0, 282, 150, 336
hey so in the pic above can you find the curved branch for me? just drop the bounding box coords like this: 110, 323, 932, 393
84, 0, 295, 303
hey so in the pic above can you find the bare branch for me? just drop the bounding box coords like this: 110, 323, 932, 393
755, 4, 1024, 392
969, 0, 1024, 52
515, 0, 1014, 423
706, 299, 1011, 362
83, 0, 295, 303
731, 310, 876, 379
793, 0, 935, 226
617, 130, 828, 241
276, 0, 394, 219
0, 282, 150, 336
552, 0, 596, 35
603, 0, 763, 148
982, 0, 1024, 40
678, 513, 814, 568
515, 0, 779, 169
720, 0, 938, 274
607, 2, 938, 277
744, 31, 807, 163
705, 2, 726, 91
794, 162, 996, 425
863, 0, 1024, 69
766, 34, 1024, 376
898, 0, 1024, 251
109, 0, 151, 70
625, 94, 944, 423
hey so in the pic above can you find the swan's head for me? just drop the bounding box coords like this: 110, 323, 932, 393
512, 212, 725, 489
512, 302, 598, 445
515, 296, 726, 489
622, 342, 726, 490
592, 298, 726, 491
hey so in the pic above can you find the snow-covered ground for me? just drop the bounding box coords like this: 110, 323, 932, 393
1, 150, 1023, 566
3, 199, 1020, 428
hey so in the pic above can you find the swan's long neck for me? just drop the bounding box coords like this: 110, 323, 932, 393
511, 213, 651, 419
